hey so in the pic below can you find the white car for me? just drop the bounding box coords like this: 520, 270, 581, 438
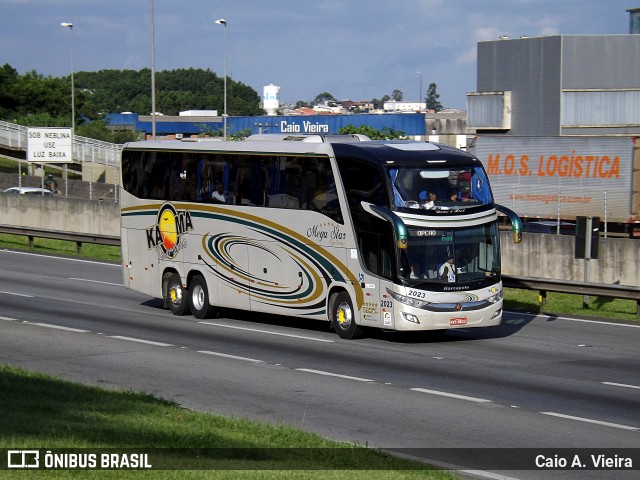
3, 187, 54, 196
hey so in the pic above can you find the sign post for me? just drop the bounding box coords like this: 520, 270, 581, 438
27, 128, 73, 164
575, 216, 600, 308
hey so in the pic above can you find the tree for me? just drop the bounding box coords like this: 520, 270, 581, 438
338, 124, 407, 140
313, 92, 336, 105
425, 82, 443, 112
391, 89, 403, 102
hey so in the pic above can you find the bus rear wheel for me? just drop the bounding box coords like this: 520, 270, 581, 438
189, 275, 216, 319
167, 273, 190, 316
331, 292, 363, 340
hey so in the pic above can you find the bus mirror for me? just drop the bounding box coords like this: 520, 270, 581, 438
360, 202, 408, 249
496, 204, 523, 244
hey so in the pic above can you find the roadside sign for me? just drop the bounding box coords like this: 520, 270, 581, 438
27, 127, 73, 163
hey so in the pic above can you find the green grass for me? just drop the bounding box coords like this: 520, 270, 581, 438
503, 288, 638, 322
0, 365, 453, 479
0, 155, 29, 175
0, 155, 82, 179
0, 233, 120, 262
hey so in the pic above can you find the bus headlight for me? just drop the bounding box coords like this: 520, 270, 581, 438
387, 289, 432, 309
487, 289, 503, 304
402, 313, 420, 324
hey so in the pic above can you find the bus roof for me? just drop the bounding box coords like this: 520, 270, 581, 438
121, 139, 480, 167
330, 141, 480, 168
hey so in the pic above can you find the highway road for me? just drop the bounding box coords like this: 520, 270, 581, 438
1, 249, 639, 479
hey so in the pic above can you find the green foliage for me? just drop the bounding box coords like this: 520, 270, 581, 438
75, 118, 139, 144
0, 64, 263, 139
338, 125, 407, 140
391, 89, 403, 102
370, 98, 383, 109
313, 92, 337, 105
425, 83, 443, 112
197, 125, 252, 141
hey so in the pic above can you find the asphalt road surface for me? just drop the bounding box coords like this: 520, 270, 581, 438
1, 249, 639, 479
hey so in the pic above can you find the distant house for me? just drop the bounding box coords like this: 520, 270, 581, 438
383, 101, 426, 113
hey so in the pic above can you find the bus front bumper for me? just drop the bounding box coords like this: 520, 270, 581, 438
392, 300, 503, 331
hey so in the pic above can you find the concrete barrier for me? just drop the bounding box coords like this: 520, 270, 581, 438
1, 193, 119, 238
500, 231, 639, 287
1, 192, 637, 287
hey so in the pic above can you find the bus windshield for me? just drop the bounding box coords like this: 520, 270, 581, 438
389, 166, 492, 211
400, 223, 500, 287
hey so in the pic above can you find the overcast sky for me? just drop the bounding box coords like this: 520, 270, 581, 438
0, 1, 634, 110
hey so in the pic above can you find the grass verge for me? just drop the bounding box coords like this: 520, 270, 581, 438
0, 233, 120, 263
0, 365, 452, 479
503, 288, 638, 322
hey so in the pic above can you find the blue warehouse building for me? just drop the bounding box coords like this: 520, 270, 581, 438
106, 112, 427, 140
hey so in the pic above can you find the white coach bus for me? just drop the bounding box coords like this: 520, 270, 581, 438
120, 135, 522, 339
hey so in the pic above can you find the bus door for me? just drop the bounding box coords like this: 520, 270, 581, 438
354, 232, 394, 329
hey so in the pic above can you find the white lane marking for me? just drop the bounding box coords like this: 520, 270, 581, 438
540, 412, 639, 431
28, 322, 90, 333
0, 316, 17, 321
561, 317, 640, 329
410, 387, 493, 404
602, 381, 640, 390
198, 350, 264, 363
199, 321, 335, 343
0, 290, 34, 298
0, 249, 119, 267
505, 310, 640, 329
296, 368, 374, 383
69, 278, 122, 287
108, 336, 173, 347
384, 449, 521, 480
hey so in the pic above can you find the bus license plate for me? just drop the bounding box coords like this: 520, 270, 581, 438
450, 317, 467, 326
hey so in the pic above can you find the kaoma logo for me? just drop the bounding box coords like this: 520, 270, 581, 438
146, 203, 194, 258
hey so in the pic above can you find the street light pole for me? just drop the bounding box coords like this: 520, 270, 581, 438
215, 18, 227, 141
60, 23, 75, 134
150, 0, 157, 140
417, 71, 423, 108
61, 22, 74, 197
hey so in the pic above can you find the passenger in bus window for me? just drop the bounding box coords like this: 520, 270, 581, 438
419, 191, 437, 209
438, 257, 456, 279
211, 183, 226, 203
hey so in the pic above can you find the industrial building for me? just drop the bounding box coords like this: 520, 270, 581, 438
466, 34, 640, 137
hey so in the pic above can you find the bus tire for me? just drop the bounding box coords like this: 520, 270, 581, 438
167, 273, 190, 316
331, 292, 363, 340
189, 275, 216, 319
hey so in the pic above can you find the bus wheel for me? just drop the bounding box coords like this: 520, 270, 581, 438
331, 292, 363, 340
167, 273, 190, 316
189, 275, 216, 319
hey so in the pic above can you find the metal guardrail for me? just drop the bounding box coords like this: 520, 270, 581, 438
1, 225, 638, 317
0, 225, 120, 254
502, 274, 640, 317
0, 120, 122, 166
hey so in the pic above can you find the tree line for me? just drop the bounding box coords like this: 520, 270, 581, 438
0, 62, 443, 142
303, 83, 443, 112
0, 64, 262, 142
